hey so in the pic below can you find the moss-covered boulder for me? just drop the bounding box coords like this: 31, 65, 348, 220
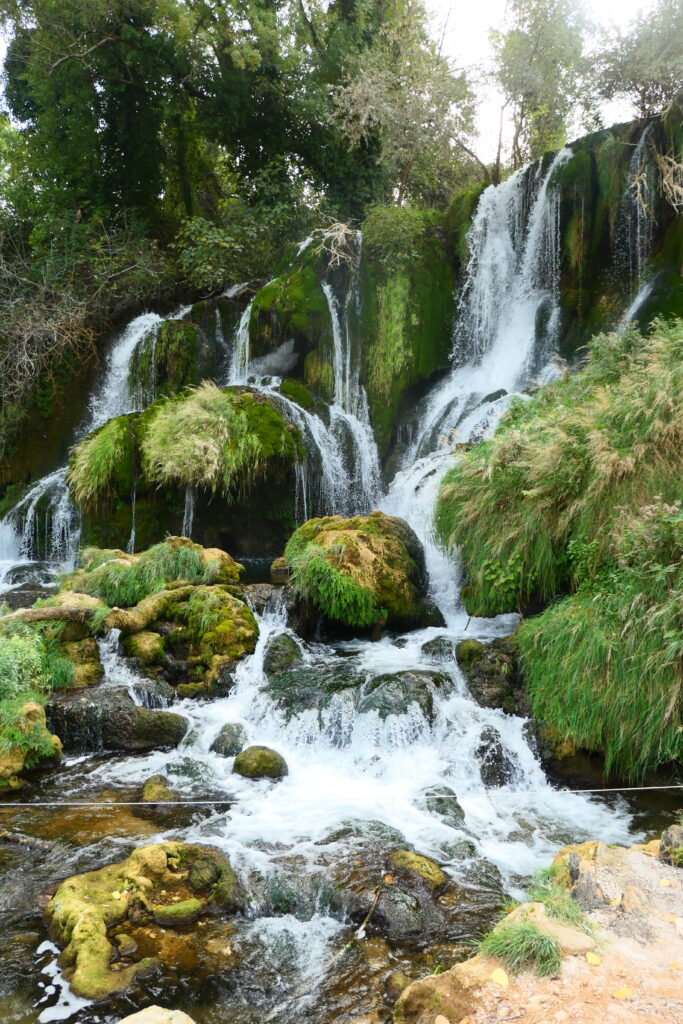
67, 387, 305, 555
262, 632, 304, 678
0, 702, 62, 790
61, 638, 103, 688
47, 687, 188, 754
232, 745, 288, 780
283, 511, 441, 633
45, 841, 245, 1000
128, 319, 221, 404
123, 631, 165, 667
142, 774, 180, 804
209, 722, 248, 757
456, 636, 529, 717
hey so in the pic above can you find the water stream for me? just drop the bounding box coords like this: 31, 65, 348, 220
0, 152, 661, 1022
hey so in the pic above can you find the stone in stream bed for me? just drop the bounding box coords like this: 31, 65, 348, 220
262, 631, 304, 677
357, 670, 450, 723
232, 745, 288, 780
45, 842, 246, 1001
46, 686, 188, 754
117, 1007, 197, 1023
476, 726, 517, 788
210, 722, 248, 757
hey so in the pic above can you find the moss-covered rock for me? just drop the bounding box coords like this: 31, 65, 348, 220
61, 638, 104, 688
262, 632, 304, 678
123, 631, 165, 667
209, 722, 247, 757
142, 774, 179, 804
232, 745, 288, 780
47, 687, 188, 754
387, 850, 448, 892
358, 670, 449, 722
69, 389, 305, 555
456, 637, 529, 717
0, 702, 62, 790
45, 841, 245, 1000
284, 511, 442, 633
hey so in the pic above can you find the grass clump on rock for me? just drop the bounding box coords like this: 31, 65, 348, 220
66, 416, 131, 510
478, 920, 561, 977
72, 538, 237, 608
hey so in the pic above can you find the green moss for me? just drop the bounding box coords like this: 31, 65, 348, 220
67, 416, 135, 511
152, 897, 204, 926
443, 184, 486, 266
303, 348, 334, 400
387, 850, 448, 891
233, 744, 288, 779
250, 264, 330, 358
278, 378, 314, 410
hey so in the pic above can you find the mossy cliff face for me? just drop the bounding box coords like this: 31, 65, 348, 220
283, 510, 442, 633
45, 842, 245, 1000
67, 387, 305, 555
553, 112, 683, 356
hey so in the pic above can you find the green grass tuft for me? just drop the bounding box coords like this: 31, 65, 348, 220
478, 920, 561, 977
285, 534, 384, 628
73, 539, 219, 608
66, 416, 131, 510
527, 869, 590, 931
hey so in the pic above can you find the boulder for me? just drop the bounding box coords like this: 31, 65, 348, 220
387, 850, 448, 892
476, 726, 517, 788
422, 785, 467, 830
62, 637, 104, 688
262, 632, 304, 678
142, 775, 180, 804
660, 824, 683, 868
45, 842, 245, 1000
456, 636, 529, 717
421, 636, 456, 662
262, 660, 362, 719
0, 702, 62, 790
123, 631, 166, 667
283, 511, 444, 632
358, 670, 450, 723
210, 723, 248, 757
47, 687, 188, 754
393, 953, 501, 1023
233, 745, 288, 780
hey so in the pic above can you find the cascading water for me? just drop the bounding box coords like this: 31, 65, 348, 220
0, 150, 655, 1023
0, 309, 190, 591
182, 484, 196, 539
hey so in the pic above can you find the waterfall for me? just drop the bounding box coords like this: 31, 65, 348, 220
229, 300, 253, 384
616, 124, 656, 293
0, 307, 190, 589
126, 482, 137, 555
182, 485, 196, 539
381, 149, 571, 623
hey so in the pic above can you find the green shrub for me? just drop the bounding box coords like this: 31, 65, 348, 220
362, 206, 437, 269
141, 382, 262, 495
0, 624, 44, 698
74, 539, 219, 607
478, 920, 561, 976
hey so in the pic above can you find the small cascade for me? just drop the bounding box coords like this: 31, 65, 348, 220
229, 300, 253, 384
616, 124, 656, 293
129, 321, 160, 408
182, 484, 196, 538
126, 482, 137, 554
0, 307, 190, 588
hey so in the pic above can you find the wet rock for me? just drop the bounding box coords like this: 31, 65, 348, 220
476, 726, 516, 788
457, 636, 529, 717
349, 883, 447, 942
131, 677, 177, 709
45, 841, 245, 1001
47, 686, 188, 754
233, 745, 288, 780
269, 558, 291, 584
385, 971, 412, 1002
117, 1009, 197, 1024
262, 660, 362, 718
262, 632, 304, 678
210, 722, 248, 757
142, 774, 179, 804
660, 824, 683, 867
358, 670, 450, 722
422, 785, 467, 830
421, 636, 456, 662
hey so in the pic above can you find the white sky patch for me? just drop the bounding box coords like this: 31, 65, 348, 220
424, 0, 658, 159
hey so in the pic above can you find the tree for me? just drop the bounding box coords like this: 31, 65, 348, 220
596, 0, 683, 118
491, 0, 589, 170
330, 0, 477, 204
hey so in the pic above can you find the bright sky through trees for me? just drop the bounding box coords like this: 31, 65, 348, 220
424, 0, 659, 157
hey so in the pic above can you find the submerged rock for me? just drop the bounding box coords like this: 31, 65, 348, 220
117, 1007, 198, 1024
421, 636, 456, 662
45, 842, 245, 1001
209, 722, 248, 757
358, 670, 450, 723
233, 745, 288, 780
476, 726, 517, 788
47, 687, 188, 754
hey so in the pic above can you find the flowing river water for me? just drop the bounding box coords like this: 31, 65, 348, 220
0, 143, 674, 1023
